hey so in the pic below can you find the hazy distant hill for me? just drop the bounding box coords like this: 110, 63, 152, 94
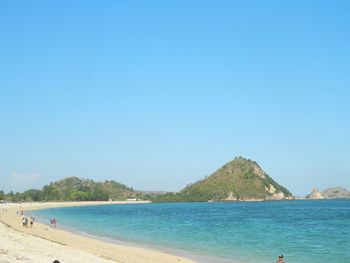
321, 187, 350, 199
151, 157, 293, 202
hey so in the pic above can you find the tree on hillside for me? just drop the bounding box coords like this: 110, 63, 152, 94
21, 189, 42, 202
42, 185, 62, 201
70, 191, 89, 201
90, 186, 109, 201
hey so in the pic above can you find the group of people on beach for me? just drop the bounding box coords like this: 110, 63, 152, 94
16, 206, 35, 228
22, 216, 35, 228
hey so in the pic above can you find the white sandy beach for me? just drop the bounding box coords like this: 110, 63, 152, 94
0, 202, 196, 263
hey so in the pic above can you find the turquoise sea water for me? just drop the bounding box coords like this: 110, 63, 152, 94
32, 200, 350, 263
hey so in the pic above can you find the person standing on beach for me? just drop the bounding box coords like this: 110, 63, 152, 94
30, 217, 34, 227
50, 218, 57, 228
22, 217, 28, 227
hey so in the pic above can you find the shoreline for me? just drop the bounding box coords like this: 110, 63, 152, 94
0, 201, 197, 263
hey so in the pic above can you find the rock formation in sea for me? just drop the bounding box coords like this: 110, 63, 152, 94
306, 187, 324, 199
306, 187, 350, 199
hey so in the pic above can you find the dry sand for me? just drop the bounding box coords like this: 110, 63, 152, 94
0, 202, 196, 263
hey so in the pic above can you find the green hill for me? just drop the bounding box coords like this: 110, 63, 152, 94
3, 157, 293, 203
151, 157, 293, 202
6, 177, 139, 202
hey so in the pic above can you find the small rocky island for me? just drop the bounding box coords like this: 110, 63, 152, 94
306, 187, 350, 199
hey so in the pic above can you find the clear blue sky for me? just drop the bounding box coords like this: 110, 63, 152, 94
1, 1, 349, 196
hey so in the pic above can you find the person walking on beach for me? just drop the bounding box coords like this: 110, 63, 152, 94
30, 217, 34, 227
276, 254, 285, 263
22, 217, 28, 227
50, 218, 57, 228
53, 218, 57, 228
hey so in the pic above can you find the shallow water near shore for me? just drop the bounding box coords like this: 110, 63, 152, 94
32, 200, 350, 263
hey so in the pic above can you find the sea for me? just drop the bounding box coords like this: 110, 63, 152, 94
31, 200, 350, 263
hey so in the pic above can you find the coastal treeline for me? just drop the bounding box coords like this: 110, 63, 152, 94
2, 177, 139, 202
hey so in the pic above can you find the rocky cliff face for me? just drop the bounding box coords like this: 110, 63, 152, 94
306, 187, 324, 199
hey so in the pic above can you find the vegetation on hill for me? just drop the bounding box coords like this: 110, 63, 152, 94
150, 157, 293, 202
0, 157, 295, 203
2, 177, 139, 202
